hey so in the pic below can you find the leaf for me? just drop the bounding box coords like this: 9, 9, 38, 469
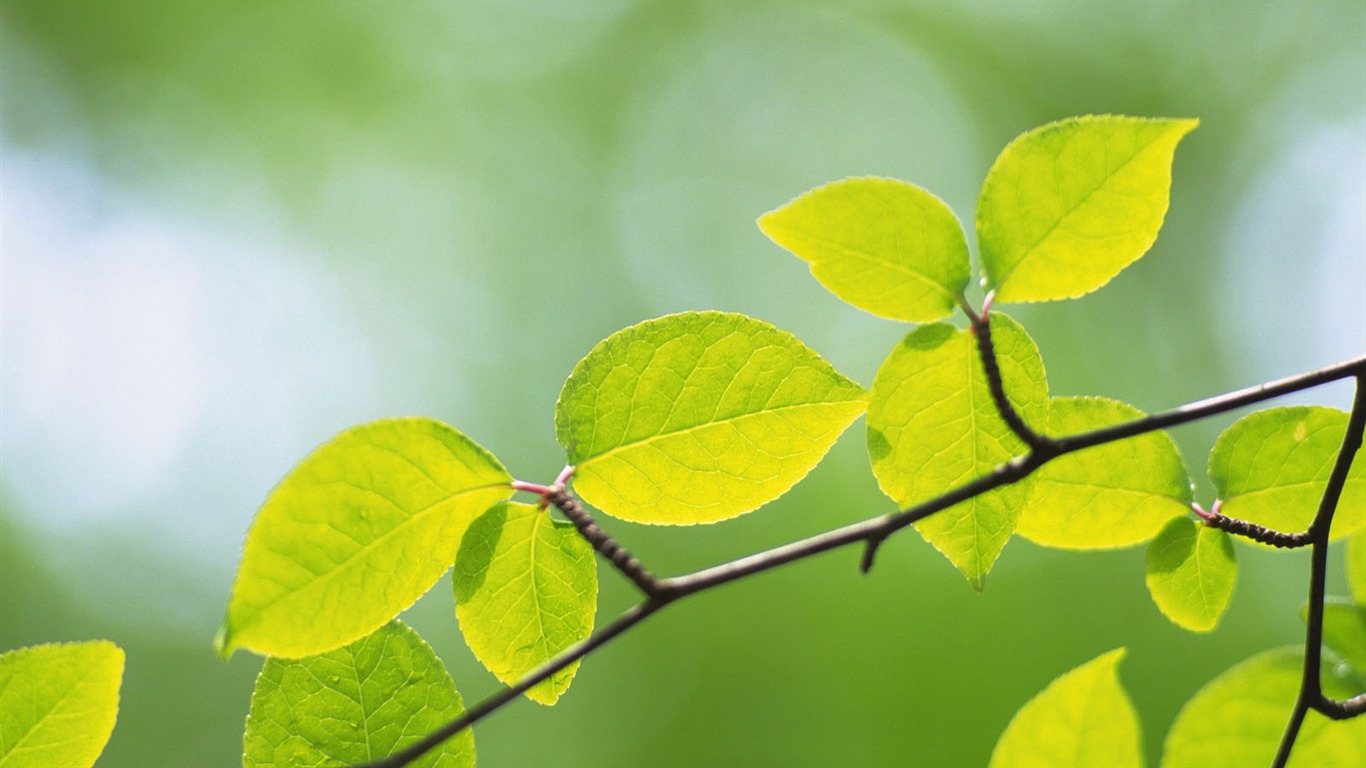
867, 313, 1048, 589
757, 177, 970, 322
218, 418, 513, 659
1145, 516, 1237, 633
0, 641, 123, 768
555, 311, 867, 525
977, 115, 1198, 303
243, 620, 474, 768
454, 502, 597, 705
1350, 532, 1366, 606
1300, 598, 1366, 672
1019, 396, 1192, 549
989, 648, 1142, 768
1209, 406, 1366, 543
1162, 647, 1366, 767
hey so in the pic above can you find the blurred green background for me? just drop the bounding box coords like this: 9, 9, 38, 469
2, 1, 1363, 765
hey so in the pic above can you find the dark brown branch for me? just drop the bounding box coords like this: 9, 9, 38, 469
543, 487, 660, 597
1274, 374, 1366, 768
362, 353, 1366, 768
1318, 692, 1366, 720
1200, 514, 1310, 548
971, 313, 1055, 455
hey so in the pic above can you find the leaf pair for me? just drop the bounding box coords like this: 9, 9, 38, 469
992, 647, 1366, 767
759, 114, 1198, 319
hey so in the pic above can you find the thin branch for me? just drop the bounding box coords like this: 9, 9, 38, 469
1200, 513, 1310, 548
1275, 374, 1366, 767
544, 487, 660, 597
1318, 692, 1366, 720
366, 354, 1366, 768
970, 312, 1055, 454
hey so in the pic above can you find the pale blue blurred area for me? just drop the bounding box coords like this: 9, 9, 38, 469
1, 1, 1363, 765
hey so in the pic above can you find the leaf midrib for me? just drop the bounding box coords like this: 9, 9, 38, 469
577, 398, 866, 467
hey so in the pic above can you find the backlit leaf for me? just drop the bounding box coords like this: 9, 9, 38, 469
1209, 407, 1366, 543
0, 641, 123, 768
978, 115, 1198, 303
555, 311, 866, 525
1300, 598, 1366, 672
1162, 647, 1366, 767
1145, 516, 1237, 633
243, 620, 474, 768
218, 418, 513, 659
1350, 532, 1366, 605
1020, 396, 1191, 549
867, 313, 1047, 589
989, 648, 1142, 768
757, 177, 970, 322
454, 502, 597, 705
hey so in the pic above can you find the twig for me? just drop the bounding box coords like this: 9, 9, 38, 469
543, 487, 660, 598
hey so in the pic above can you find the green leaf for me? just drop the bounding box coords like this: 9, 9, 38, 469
1209, 406, 1366, 543
867, 313, 1048, 589
244, 620, 474, 768
1300, 598, 1366, 672
218, 418, 513, 659
1019, 396, 1192, 549
757, 177, 970, 322
0, 641, 123, 768
1162, 647, 1366, 767
555, 311, 867, 525
1145, 516, 1237, 633
1349, 532, 1366, 605
977, 115, 1198, 303
454, 502, 597, 705
989, 648, 1142, 768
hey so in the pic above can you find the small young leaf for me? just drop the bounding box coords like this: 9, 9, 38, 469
757, 177, 970, 322
1349, 532, 1366, 605
1162, 648, 1366, 767
0, 641, 124, 768
454, 502, 597, 705
1209, 406, 1366, 543
219, 418, 514, 659
1145, 517, 1237, 633
989, 648, 1142, 768
1019, 396, 1191, 549
244, 620, 474, 768
978, 115, 1198, 303
867, 313, 1048, 589
555, 311, 867, 525
1300, 598, 1366, 672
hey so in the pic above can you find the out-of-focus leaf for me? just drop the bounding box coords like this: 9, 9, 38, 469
1145, 517, 1237, 632
454, 502, 597, 705
1348, 531, 1366, 605
218, 418, 513, 659
0, 641, 124, 768
867, 313, 1048, 589
978, 115, 1197, 303
1209, 406, 1366, 543
1020, 396, 1191, 549
757, 176, 970, 322
1162, 647, 1366, 767
989, 647, 1142, 768
243, 620, 474, 768
1299, 598, 1366, 672
555, 311, 866, 525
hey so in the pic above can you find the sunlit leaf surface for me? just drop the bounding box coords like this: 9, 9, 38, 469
1145, 517, 1236, 632
978, 115, 1197, 303
555, 311, 866, 524
0, 641, 123, 768
1020, 396, 1191, 549
757, 176, 970, 322
989, 648, 1142, 768
1162, 647, 1366, 767
244, 620, 474, 768
219, 418, 513, 658
454, 502, 597, 705
867, 313, 1047, 589
1209, 406, 1366, 542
